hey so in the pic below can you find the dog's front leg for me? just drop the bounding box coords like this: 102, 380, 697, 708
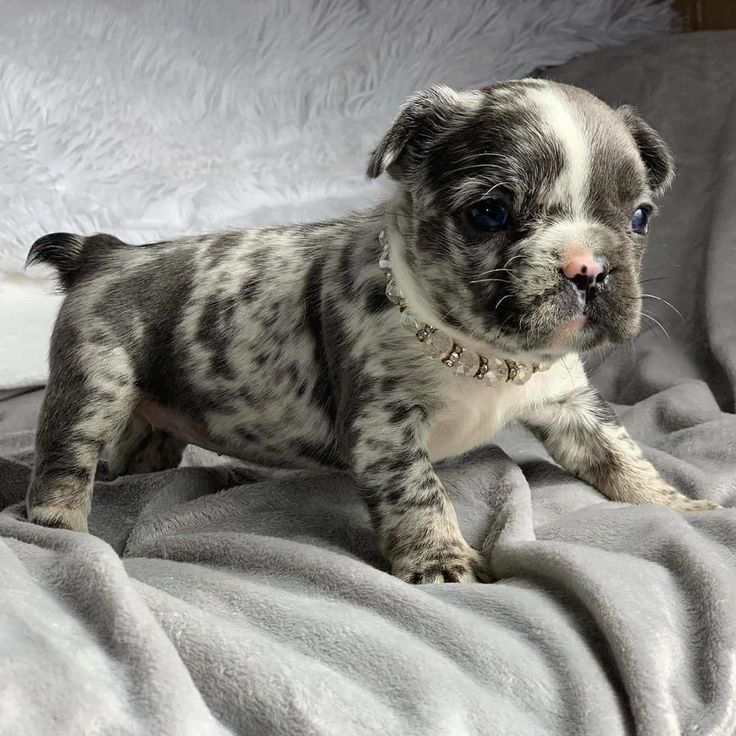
523, 383, 720, 511
350, 402, 487, 583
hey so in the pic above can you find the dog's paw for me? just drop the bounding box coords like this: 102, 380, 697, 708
633, 482, 722, 512
665, 495, 721, 512
391, 544, 489, 584
26, 503, 89, 532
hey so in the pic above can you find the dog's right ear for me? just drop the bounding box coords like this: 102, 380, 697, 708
367, 85, 474, 182
617, 105, 675, 195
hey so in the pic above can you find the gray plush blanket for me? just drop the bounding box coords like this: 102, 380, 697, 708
2, 32, 736, 736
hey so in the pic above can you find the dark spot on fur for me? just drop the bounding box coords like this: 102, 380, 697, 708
364, 278, 391, 314
294, 440, 344, 468
237, 427, 258, 443
240, 278, 260, 301
207, 232, 243, 268
303, 254, 337, 426
38, 465, 92, 485
197, 295, 237, 379
237, 386, 257, 404
32, 515, 70, 529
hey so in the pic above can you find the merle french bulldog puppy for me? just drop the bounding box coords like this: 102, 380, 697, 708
26, 79, 719, 583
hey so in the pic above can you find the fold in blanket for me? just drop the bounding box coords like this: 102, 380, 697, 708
1, 31, 736, 736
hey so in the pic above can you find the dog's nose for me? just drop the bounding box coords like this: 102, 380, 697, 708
562, 256, 609, 296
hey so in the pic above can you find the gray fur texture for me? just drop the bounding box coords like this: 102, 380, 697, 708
25, 79, 718, 583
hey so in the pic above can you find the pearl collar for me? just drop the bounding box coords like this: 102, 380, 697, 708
378, 229, 550, 386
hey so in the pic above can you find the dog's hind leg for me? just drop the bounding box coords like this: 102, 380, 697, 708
109, 412, 185, 478
26, 322, 138, 532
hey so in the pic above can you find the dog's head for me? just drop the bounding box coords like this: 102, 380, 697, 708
368, 80, 673, 359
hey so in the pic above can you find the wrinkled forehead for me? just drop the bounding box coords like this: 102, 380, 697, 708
425, 80, 649, 217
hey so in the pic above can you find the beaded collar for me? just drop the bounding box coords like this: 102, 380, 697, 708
378, 229, 550, 386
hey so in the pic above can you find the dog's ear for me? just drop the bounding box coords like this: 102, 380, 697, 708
617, 105, 674, 194
367, 85, 471, 181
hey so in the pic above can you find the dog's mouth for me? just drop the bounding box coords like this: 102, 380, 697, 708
480, 282, 640, 355
547, 314, 589, 349
561, 291, 641, 350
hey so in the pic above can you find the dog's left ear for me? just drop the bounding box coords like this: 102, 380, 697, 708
367, 85, 471, 182
617, 105, 675, 194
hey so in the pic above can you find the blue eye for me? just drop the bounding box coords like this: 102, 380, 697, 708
467, 198, 510, 232
630, 207, 649, 234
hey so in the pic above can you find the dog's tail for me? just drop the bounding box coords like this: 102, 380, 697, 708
26, 232, 124, 292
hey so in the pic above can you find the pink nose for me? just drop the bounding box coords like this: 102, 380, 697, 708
562, 257, 606, 280
562, 256, 609, 295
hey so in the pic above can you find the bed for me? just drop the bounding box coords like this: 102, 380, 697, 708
1, 22, 735, 736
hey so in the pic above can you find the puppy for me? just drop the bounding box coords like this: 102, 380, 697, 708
25, 79, 719, 583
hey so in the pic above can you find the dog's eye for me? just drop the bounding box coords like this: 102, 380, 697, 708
467, 198, 510, 232
629, 207, 650, 234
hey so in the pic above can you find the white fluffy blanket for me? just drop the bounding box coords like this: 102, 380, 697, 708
0, 0, 676, 387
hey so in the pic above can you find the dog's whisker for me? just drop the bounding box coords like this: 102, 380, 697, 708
640, 293, 685, 323
494, 294, 512, 310
639, 311, 671, 342
517, 311, 527, 335
480, 181, 514, 199
501, 254, 524, 270
466, 277, 508, 286
473, 267, 512, 277
439, 304, 462, 322
491, 312, 516, 343
444, 163, 506, 176
562, 356, 576, 384
469, 255, 523, 280
450, 152, 507, 167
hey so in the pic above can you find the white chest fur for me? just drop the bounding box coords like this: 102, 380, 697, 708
426, 354, 586, 462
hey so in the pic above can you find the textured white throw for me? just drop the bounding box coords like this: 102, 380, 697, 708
0, 0, 675, 388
